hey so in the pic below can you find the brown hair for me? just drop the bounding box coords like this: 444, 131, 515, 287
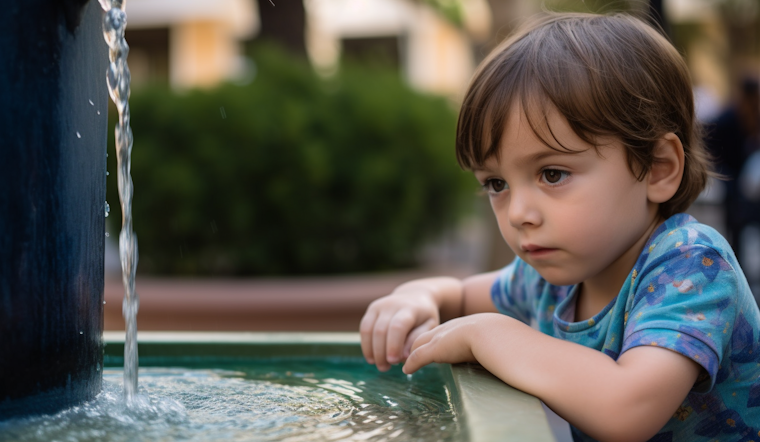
456, 12, 714, 218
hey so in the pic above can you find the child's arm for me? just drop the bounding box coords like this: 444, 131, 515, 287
359, 271, 499, 371
403, 313, 701, 442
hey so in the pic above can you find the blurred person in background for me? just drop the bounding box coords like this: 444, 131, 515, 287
706, 77, 760, 273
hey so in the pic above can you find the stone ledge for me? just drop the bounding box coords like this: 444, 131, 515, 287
104, 268, 471, 331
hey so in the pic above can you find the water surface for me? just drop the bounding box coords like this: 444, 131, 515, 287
0, 358, 462, 442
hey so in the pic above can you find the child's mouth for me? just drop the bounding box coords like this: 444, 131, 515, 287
522, 244, 558, 258
528, 248, 557, 258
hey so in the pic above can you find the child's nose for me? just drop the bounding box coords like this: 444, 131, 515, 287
506, 189, 541, 228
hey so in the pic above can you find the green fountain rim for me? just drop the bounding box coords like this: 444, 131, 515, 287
103, 330, 360, 344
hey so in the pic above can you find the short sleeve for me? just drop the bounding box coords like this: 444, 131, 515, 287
491, 257, 545, 325
621, 244, 738, 392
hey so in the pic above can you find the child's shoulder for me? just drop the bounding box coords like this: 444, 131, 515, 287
633, 213, 745, 304
643, 213, 734, 264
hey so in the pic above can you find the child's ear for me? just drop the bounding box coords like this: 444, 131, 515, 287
647, 133, 685, 204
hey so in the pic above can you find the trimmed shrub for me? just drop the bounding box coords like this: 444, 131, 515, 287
106, 48, 473, 275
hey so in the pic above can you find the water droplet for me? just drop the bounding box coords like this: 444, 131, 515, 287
406, 374, 412, 381
96, 363, 101, 372
76, 132, 81, 138
103, 300, 107, 305
89, 99, 94, 106
105, 201, 110, 217
106, 171, 110, 176
105, 232, 110, 237
79, 331, 83, 335
97, 110, 101, 115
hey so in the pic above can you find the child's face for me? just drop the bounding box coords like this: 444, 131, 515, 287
474, 108, 661, 289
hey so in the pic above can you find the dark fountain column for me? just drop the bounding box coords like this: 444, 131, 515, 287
0, 0, 108, 418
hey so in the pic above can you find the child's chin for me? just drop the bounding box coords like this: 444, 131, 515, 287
535, 269, 582, 287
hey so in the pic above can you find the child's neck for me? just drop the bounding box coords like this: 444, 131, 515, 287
573, 216, 665, 322
574, 283, 617, 322
573, 255, 641, 322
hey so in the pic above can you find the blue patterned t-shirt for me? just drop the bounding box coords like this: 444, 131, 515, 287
491, 214, 760, 441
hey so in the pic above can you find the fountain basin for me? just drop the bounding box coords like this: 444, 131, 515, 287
100, 331, 556, 442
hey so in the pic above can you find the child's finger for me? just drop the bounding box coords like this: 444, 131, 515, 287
409, 327, 434, 354
359, 310, 378, 364
403, 325, 444, 374
403, 319, 437, 359
385, 310, 415, 364
372, 313, 393, 371
402, 343, 430, 374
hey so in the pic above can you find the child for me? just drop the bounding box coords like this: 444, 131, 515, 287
359, 12, 760, 442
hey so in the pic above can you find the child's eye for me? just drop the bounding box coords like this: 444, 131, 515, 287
541, 169, 570, 185
482, 178, 508, 195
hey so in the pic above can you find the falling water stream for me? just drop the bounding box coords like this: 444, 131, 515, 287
99, 0, 139, 403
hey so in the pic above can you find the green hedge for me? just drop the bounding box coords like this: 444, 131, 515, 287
107, 48, 473, 275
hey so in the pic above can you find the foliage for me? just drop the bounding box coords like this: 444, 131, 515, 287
106, 47, 473, 275
421, 0, 465, 27
542, 0, 635, 14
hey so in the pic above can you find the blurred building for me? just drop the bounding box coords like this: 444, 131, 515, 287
305, 0, 491, 97
121, 0, 760, 108
666, 0, 731, 106
125, 0, 258, 89
124, 0, 491, 97
667, 0, 760, 106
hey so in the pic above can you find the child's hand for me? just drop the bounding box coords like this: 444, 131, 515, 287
360, 275, 495, 372
402, 314, 489, 374
360, 285, 445, 372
